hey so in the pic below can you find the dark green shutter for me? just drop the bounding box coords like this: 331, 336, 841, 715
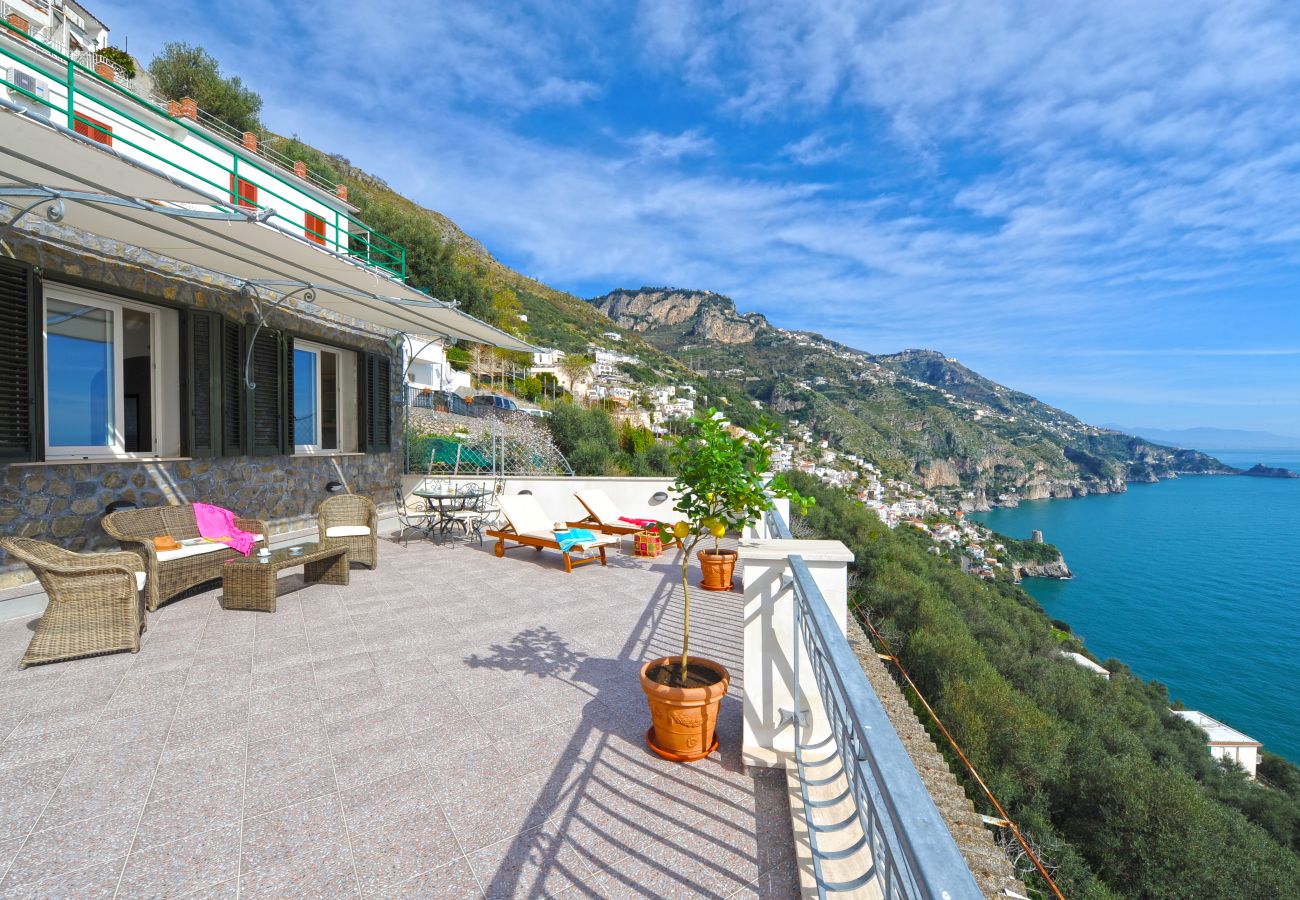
246, 326, 287, 456
284, 336, 295, 452
360, 351, 392, 453
181, 310, 220, 458
0, 259, 42, 462
221, 320, 244, 456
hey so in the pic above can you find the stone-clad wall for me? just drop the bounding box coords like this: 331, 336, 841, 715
0, 454, 399, 588
0, 210, 404, 588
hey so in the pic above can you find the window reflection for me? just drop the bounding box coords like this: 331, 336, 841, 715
47, 298, 114, 448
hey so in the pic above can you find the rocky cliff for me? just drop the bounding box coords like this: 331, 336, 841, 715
592, 287, 768, 344
1012, 556, 1073, 580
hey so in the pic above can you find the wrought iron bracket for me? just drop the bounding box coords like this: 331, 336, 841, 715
239, 281, 315, 391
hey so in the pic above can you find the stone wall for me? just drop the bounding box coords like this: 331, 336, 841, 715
0, 208, 403, 588
0, 454, 399, 588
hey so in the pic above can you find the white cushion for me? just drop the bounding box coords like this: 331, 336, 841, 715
325, 525, 373, 537
155, 534, 264, 563
134, 571, 146, 591
575, 489, 623, 525
499, 495, 555, 535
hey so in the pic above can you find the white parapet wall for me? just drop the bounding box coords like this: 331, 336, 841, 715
737, 537, 855, 769
399, 474, 679, 525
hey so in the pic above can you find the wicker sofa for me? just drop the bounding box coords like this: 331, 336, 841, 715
0, 538, 148, 668
103, 504, 267, 611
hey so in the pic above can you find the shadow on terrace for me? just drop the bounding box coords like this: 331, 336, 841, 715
0, 530, 797, 898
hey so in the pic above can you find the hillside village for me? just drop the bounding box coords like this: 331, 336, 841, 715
405, 329, 1043, 583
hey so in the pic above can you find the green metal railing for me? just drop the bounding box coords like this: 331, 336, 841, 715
0, 21, 407, 281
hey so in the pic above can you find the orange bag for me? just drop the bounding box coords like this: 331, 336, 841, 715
153, 536, 181, 552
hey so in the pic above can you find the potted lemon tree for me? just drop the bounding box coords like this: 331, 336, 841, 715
641, 410, 808, 761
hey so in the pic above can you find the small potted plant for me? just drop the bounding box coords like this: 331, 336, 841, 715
641, 410, 809, 761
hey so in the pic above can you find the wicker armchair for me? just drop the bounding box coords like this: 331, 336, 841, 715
0, 538, 147, 668
102, 504, 267, 611
317, 494, 378, 568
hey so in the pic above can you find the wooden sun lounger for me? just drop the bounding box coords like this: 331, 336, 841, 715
573, 490, 683, 548
486, 495, 616, 573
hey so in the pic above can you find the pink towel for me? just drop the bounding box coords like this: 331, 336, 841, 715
193, 502, 257, 556
618, 516, 660, 528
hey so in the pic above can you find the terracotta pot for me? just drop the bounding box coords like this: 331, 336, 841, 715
697, 548, 738, 591
640, 656, 730, 762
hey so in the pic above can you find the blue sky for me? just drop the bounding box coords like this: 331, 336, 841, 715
105, 0, 1300, 436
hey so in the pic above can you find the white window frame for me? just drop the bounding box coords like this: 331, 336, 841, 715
42, 285, 161, 460
293, 340, 341, 454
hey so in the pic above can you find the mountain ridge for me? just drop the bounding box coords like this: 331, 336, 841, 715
589, 286, 1236, 507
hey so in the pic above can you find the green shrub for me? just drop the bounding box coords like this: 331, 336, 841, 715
148, 43, 262, 133
98, 46, 136, 79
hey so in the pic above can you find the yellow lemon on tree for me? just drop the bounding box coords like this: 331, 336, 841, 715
672, 521, 690, 539
709, 521, 726, 539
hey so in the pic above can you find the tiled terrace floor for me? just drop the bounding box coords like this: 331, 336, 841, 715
0, 534, 797, 898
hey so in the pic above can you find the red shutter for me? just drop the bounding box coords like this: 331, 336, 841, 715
73, 112, 113, 146
305, 212, 326, 245
229, 174, 258, 209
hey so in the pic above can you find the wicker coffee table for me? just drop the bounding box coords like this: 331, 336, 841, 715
221, 541, 349, 612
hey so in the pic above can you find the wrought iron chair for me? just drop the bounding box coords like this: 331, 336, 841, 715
393, 485, 434, 546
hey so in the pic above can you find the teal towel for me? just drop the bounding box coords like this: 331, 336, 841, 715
556, 528, 597, 554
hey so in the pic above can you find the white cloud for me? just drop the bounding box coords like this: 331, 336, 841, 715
628, 129, 714, 161
781, 132, 848, 166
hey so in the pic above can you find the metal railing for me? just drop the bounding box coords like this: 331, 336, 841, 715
70, 48, 125, 81
0, 18, 407, 280
766, 506, 983, 899
190, 107, 341, 196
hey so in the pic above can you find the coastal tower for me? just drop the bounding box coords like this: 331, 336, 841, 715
1032, 529, 1045, 543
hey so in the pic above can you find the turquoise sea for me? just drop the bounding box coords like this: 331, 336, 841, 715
973, 451, 1300, 763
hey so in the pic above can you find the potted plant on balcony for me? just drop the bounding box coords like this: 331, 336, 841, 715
641, 410, 808, 762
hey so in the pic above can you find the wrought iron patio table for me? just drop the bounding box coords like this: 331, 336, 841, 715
411, 487, 489, 543
220, 541, 349, 612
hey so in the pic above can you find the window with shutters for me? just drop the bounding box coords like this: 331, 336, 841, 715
362, 352, 392, 453
247, 328, 285, 456
221, 320, 243, 455
292, 341, 343, 453
229, 173, 258, 209
73, 111, 112, 146
42, 285, 170, 459
0, 259, 41, 462
305, 212, 327, 246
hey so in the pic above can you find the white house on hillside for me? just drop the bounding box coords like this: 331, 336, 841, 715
1173, 710, 1262, 778
404, 336, 470, 395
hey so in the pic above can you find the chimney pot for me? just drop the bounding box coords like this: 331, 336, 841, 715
293, 161, 307, 178
242, 131, 257, 151
179, 97, 198, 120
335, 184, 348, 202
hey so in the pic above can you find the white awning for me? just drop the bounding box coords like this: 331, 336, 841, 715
0, 109, 535, 352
